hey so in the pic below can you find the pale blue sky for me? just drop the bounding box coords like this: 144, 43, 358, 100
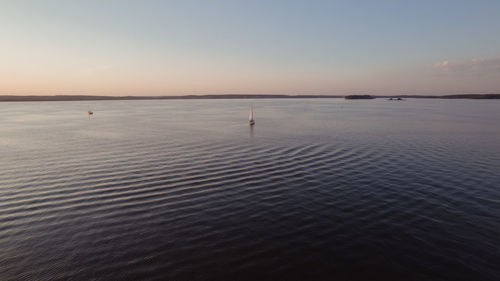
1, 0, 499, 95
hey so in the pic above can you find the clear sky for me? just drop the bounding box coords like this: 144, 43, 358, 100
1, 0, 499, 95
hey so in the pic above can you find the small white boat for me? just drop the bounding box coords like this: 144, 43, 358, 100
249, 105, 255, 125
88, 106, 93, 115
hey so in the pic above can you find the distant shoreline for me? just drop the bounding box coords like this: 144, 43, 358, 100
0, 94, 499, 102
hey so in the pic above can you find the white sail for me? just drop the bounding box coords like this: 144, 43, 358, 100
249, 106, 253, 121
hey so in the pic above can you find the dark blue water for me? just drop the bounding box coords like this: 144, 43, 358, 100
1, 99, 499, 280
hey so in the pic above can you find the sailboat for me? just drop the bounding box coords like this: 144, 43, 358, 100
249, 105, 255, 125
88, 106, 93, 115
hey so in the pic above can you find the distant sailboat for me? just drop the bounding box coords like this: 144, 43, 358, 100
249, 105, 255, 125
88, 106, 93, 116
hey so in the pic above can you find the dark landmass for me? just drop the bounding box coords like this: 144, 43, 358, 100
0, 94, 343, 102
439, 94, 500, 99
344, 95, 375, 100
377, 94, 500, 99
0, 94, 499, 102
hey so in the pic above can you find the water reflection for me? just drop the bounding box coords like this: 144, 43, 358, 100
0, 99, 499, 280
249, 124, 254, 138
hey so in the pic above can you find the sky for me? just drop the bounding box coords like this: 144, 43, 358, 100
1, 0, 499, 96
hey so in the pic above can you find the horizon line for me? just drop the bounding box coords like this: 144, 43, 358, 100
1, 93, 499, 102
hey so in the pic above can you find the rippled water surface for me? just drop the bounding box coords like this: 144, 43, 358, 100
1, 99, 499, 280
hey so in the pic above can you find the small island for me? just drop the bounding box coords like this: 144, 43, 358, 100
344, 95, 375, 100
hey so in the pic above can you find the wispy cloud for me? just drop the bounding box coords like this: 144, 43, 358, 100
81, 63, 111, 76
434, 58, 500, 73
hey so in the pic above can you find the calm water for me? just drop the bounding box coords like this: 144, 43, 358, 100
1, 99, 499, 280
